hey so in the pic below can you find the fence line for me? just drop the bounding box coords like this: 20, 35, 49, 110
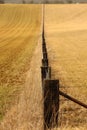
41, 5, 87, 130
59, 90, 87, 109
41, 26, 87, 130
41, 26, 59, 129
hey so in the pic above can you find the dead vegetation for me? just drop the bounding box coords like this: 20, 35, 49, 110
45, 4, 87, 129
0, 4, 87, 130
0, 4, 41, 121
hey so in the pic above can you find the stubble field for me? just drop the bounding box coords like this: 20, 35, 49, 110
0, 4, 41, 121
0, 4, 87, 130
45, 4, 87, 129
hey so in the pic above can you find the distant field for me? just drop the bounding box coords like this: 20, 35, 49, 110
45, 4, 87, 127
0, 4, 41, 120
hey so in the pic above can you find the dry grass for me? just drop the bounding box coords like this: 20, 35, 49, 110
0, 36, 44, 130
0, 4, 87, 130
50, 126, 86, 130
45, 4, 87, 128
0, 4, 41, 121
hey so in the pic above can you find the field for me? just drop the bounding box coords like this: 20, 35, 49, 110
45, 4, 87, 129
0, 4, 41, 122
0, 4, 87, 130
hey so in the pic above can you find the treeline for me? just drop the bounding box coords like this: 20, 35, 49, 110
0, 0, 87, 4
0, 0, 4, 3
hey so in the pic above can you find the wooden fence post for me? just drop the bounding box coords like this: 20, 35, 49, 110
43, 52, 48, 59
41, 67, 48, 84
42, 45, 47, 53
46, 67, 51, 79
42, 59, 48, 67
41, 66, 51, 85
43, 79, 59, 129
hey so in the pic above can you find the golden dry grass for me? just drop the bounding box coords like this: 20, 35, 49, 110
49, 126, 86, 130
45, 4, 87, 128
0, 4, 42, 121
0, 4, 87, 130
0, 37, 44, 130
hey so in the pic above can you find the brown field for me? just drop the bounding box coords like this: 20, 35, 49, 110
0, 4, 42, 122
0, 4, 87, 130
45, 4, 87, 129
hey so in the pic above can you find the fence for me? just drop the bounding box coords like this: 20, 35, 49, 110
41, 26, 87, 130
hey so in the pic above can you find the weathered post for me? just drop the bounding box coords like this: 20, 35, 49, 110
42, 59, 48, 67
46, 67, 51, 79
41, 67, 48, 84
43, 52, 48, 59
43, 79, 59, 129
42, 45, 47, 53
41, 66, 51, 85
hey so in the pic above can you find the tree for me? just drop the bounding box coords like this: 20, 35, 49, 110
22, 0, 26, 4
0, 0, 4, 4
67, 0, 73, 3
